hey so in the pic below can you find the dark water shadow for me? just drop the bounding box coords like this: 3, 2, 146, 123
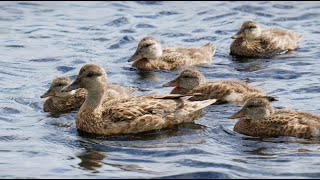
76, 149, 106, 171
76, 122, 206, 141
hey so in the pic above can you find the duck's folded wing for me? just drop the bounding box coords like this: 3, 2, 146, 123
260, 30, 299, 53
260, 115, 313, 137
102, 98, 178, 123
191, 83, 238, 101
65, 89, 87, 107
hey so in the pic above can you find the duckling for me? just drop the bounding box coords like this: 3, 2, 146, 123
163, 68, 276, 103
228, 97, 320, 139
61, 64, 217, 136
40, 77, 87, 113
230, 21, 301, 57
128, 36, 216, 70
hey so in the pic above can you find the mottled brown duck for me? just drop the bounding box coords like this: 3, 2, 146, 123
163, 68, 276, 103
40, 77, 87, 113
128, 36, 216, 70
228, 97, 320, 139
230, 21, 301, 57
41, 74, 133, 113
62, 64, 217, 136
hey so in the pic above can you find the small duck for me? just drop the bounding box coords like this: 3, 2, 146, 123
61, 64, 217, 136
163, 68, 276, 103
128, 36, 216, 70
40, 77, 87, 113
41, 74, 133, 113
228, 97, 320, 139
230, 21, 301, 57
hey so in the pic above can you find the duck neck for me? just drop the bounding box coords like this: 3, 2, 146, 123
82, 84, 105, 111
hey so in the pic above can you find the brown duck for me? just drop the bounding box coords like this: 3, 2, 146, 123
229, 97, 320, 139
128, 36, 216, 70
163, 68, 276, 103
61, 64, 217, 136
41, 74, 133, 113
40, 77, 87, 113
230, 21, 301, 57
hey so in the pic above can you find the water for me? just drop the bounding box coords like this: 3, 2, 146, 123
1, 1, 320, 178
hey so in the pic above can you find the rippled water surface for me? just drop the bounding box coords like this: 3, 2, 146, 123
1, 1, 320, 178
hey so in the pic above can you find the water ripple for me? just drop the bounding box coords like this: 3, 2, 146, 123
0, 1, 319, 179
105, 17, 129, 27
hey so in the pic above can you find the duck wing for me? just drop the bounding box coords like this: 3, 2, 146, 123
259, 113, 320, 138
259, 29, 301, 54
65, 88, 87, 108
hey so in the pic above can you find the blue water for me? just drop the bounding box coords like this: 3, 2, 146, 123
1, 1, 320, 178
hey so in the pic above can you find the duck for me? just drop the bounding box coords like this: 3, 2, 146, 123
40, 77, 87, 113
61, 64, 217, 136
228, 97, 320, 139
163, 68, 276, 103
128, 36, 216, 71
41, 75, 133, 113
230, 21, 301, 57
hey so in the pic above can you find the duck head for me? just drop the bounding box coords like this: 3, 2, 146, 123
163, 68, 206, 90
232, 21, 262, 41
62, 64, 107, 92
41, 77, 75, 98
228, 97, 274, 121
128, 36, 163, 62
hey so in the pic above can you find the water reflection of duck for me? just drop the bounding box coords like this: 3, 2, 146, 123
61, 64, 217, 136
163, 68, 276, 103
77, 150, 106, 171
229, 97, 320, 139
230, 21, 301, 57
128, 36, 216, 70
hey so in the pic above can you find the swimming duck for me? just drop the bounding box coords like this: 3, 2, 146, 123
228, 97, 320, 138
40, 77, 87, 113
230, 21, 301, 57
41, 74, 133, 113
61, 64, 217, 136
163, 68, 276, 103
128, 36, 216, 70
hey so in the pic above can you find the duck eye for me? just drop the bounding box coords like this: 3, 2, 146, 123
249, 26, 256, 29
56, 83, 64, 87
86, 73, 94, 77
144, 44, 152, 48
183, 76, 193, 79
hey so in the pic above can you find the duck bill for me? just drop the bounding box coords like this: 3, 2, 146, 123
231, 31, 244, 39
162, 79, 179, 87
62, 78, 79, 92
40, 90, 55, 98
228, 109, 245, 119
128, 50, 142, 62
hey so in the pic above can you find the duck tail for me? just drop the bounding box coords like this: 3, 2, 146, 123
202, 42, 216, 54
187, 98, 217, 112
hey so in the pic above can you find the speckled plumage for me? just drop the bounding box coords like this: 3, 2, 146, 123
230, 21, 301, 57
62, 64, 217, 136
230, 98, 320, 139
129, 36, 216, 70
163, 68, 275, 103
41, 77, 87, 113
43, 88, 86, 113
41, 74, 133, 113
